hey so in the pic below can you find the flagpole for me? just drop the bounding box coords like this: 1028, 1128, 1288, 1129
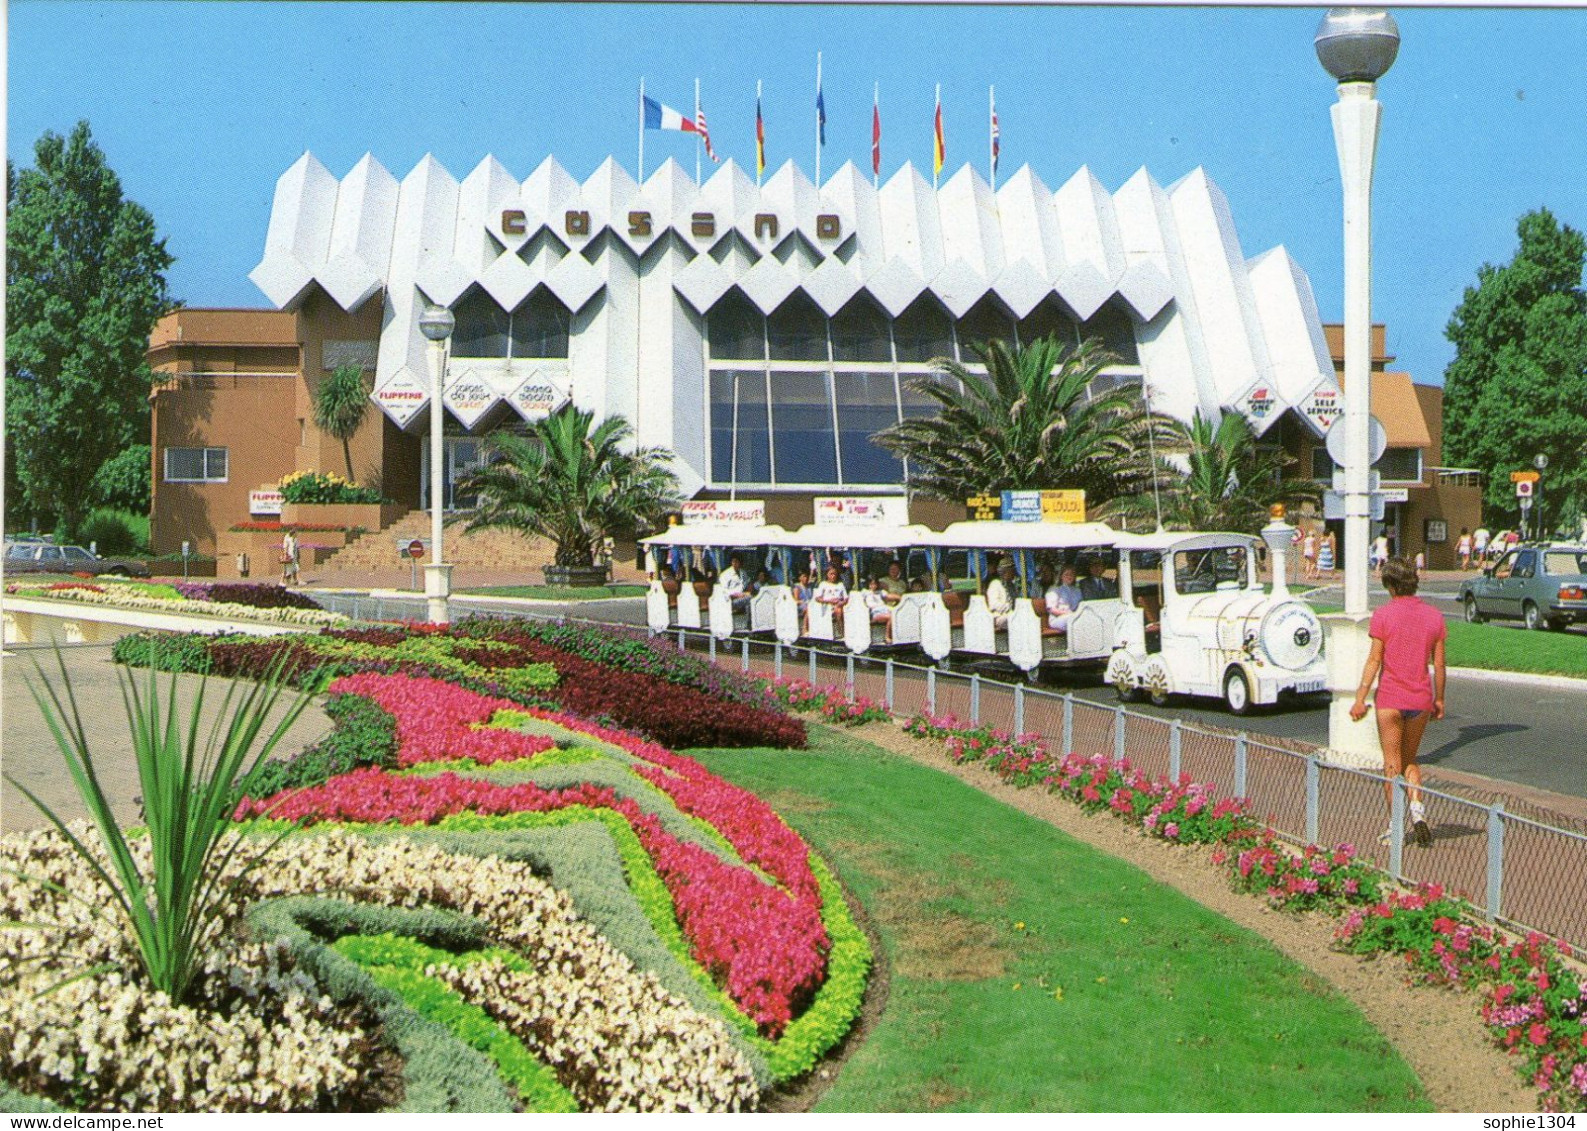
756, 79, 763, 187
873, 82, 880, 189
694, 78, 702, 186
989, 84, 996, 191
638, 77, 646, 182
814, 52, 823, 186
933, 83, 941, 190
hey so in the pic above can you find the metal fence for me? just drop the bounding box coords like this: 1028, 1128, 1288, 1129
310, 593, 1587, 953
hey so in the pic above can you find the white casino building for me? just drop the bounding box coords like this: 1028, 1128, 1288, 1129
148, 151, 1349, 558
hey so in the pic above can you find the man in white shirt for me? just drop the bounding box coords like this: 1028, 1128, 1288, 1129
985, 561, 1017, 630
720, 555, 750, 610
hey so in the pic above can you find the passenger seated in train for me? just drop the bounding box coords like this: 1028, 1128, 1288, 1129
792, 571, 813, 618
879, 560, 907, 604
986, 561, 1018, 630
720, 555, 751, 611
908, 575, 928, 593
813, 566, 848, 633
1079, 556, 1118, 601
1044, 564, 1084, 634
753, 568, 773, 594
862, 577, 894, 641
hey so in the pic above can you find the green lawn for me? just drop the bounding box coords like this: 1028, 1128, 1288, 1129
458, 584, 649, 601
1443, 619, 1587, 678
1313, 602, 1587, 678
695, 727, 1428, 1113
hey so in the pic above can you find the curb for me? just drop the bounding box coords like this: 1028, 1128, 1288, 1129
1447, 666, 1587, 692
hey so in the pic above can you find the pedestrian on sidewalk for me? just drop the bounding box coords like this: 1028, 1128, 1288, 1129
1317, 530, 1335, 577
1456, 527, 1473, 570
1350, 556, 1446, 848
280, 530, 300, 586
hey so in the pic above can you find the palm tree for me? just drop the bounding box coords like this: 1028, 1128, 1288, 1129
311, 364, 371, 481
454, 405, 680, 569
871, 335, 1180, 511
1141, 409, 1321, 533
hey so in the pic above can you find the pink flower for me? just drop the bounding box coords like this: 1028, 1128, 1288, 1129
1528, 1023, 1551, 1047
1163, 822, 1180, 840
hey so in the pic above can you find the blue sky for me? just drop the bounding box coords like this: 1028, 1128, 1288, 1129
10, 2, 1587, 386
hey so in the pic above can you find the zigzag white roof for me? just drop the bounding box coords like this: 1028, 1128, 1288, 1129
249, 152, 1339, 438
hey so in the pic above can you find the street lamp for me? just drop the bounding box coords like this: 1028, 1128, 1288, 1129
1317, 7, 1399, 766
419, 302, 456, 624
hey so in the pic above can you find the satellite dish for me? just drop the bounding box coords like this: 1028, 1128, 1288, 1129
1326, 414, 1388, 468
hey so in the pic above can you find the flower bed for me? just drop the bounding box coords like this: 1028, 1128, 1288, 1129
761, 677, 890, 726
901, 710, 1587, 1112
116, 622, 804, 751
4, 628, 867, 1112
6, 580, 348, 628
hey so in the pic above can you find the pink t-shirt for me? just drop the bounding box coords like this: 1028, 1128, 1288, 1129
1369, 596, 1447, 711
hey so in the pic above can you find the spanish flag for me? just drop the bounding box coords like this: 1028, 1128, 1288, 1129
756, 82, 766, 181
933, 85, 945, 181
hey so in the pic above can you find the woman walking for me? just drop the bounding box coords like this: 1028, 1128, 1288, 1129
280, 529, 300, 586
1317, 530, 1335, 577
1349, 556, 1446, 848
1455, 527, 1473, 570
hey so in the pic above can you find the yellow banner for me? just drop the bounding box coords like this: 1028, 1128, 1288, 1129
1039, 490, 1086, 524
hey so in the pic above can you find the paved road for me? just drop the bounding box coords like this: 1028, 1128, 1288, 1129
1, 643, 333, 833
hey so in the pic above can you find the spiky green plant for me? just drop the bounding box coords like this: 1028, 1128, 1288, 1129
311, 363, 372, 481
454, 404, 680, 568
871, 335, 1180, 510
5, 649, 316, 1002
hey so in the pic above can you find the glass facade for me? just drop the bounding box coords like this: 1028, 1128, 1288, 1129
453, 288, 570, 360
705, 289, 1142, 488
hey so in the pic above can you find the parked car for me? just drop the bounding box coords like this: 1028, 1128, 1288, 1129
1459, 543, 1587, 631
3, 541, 150, 578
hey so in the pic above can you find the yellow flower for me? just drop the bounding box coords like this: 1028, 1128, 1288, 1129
1012, 982, 1022, 991
1095, 976, 1108, 984
1013, 921, 1025, 931
1119, 917, 1130, 924
1052, 986, 1064, 1001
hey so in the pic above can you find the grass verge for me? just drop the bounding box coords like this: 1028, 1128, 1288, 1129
458, 584, 649, 600
694, 726, 1429, 1113
1312, 602, 1587, 678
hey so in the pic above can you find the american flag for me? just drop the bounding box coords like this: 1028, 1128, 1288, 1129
696, 109, 719, 163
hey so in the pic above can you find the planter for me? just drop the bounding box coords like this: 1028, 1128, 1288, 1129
541, 564, 611, 588
280, 502, 407, 531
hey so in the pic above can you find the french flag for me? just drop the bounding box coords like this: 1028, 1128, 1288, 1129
642, 95, 718, 161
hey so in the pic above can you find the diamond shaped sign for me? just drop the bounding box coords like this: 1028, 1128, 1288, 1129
508, 369, 571, 423
443, 367, 501, 430
371, 368, 428, 428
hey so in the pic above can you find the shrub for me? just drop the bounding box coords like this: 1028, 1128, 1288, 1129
280, 470, 384, 505
77, 507, 149, 556
110, 631, 213, 673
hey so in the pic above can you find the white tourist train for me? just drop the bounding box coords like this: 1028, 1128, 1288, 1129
644, 514, 1328, 712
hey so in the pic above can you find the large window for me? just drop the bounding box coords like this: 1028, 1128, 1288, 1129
452, 288, 570, 360
164, 447, 227, 483
1379, 447, 1424, 482
702, 285, 1141, 488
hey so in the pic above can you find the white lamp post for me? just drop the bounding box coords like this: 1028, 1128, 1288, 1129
1317, 7, 1399, 765
419, 303, 456, 624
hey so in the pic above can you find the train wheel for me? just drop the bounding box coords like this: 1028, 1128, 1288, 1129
1223, 668, 1253, 716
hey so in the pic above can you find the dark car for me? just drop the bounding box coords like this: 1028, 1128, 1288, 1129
1459, 543, 1587, 632
3, 541, 150, 578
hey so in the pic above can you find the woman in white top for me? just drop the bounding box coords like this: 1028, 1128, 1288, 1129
1044, 564, 1084, 634
985, 562, 1017, 630
1301, 531, 1318, 580
862, 577, 893, 641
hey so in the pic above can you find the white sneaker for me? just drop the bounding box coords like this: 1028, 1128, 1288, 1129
1378, 827, 1394, 846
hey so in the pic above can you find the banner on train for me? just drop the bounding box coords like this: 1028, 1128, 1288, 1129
680, 500, 765, 525
968, 490, 1087, 523
813, 496, 910, 526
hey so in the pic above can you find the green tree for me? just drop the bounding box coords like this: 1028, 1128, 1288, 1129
455, 405, 680, 569
1443, 208, 1587, 530
311, 364, 372, 482
90, 444, 153, 513
6, 121, 174, 535
871, 336, 1179, 512
1139, 410, 1320, 533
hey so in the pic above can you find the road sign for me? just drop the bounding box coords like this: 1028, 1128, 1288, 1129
407, 539, 426, 558
1510, 470, 1541, 484
1516, 480, 1535, 499
1325, 414, 1388, 468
